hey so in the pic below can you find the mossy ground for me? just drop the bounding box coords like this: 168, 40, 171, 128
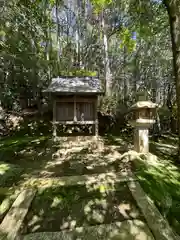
0, 127, 179, 235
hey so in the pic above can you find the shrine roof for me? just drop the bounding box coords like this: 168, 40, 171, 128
44, 76, 103, 95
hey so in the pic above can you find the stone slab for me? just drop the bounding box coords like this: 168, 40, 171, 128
128, 180, 180, 240
22, 171, 137, 189
24, 183, 143, 233
0, 189, 36, 240
23, 219, 155, 240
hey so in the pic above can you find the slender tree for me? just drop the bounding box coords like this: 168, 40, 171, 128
163, 0, 180, 158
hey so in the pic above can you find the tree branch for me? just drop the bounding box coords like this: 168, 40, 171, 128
108, 24, 123, 39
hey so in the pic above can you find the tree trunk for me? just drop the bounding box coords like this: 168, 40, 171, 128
56, 0, 60, 72
123, 46, 129, 106
164, 0, 180, 159
74, 0, 82, 68
101, 11, 112, 96
45, 0, 51, 82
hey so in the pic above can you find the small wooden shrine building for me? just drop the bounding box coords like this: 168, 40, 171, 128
44, 76, 103, 138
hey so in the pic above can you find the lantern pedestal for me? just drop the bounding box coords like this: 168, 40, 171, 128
129, 119, 154, 153
134, 127, 149, 153
129, 120, 155, 153
128, 91, 157, 154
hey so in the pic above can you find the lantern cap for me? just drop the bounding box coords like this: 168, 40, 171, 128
130, 101, 158, 111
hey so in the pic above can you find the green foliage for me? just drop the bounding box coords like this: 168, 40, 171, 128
158, 105, 177, 123
99, 95, 117, 113
58, 69, 97, 77
91, 0, 112, 12
172, 104, 177, 119
0, 162, 23, 187
135, 147, 180, 235
158, 106, 172, 119
119, 28, 136, 52
0, 0, 56, 109
0, 0, 176, 135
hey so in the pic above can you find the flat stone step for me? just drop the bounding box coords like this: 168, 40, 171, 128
0, 189, 36, 240
22, 171, 137, 189
23, 182, 143, 234
128, 180, 179, 240
23, 219, 155, 240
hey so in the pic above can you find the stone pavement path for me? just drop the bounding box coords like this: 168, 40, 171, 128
0, 137, 179, 240
1, 171, 178, 240
29, 136, 131, 179
23, 219, 155, 240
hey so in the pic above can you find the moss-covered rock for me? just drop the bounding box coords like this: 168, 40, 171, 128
58, 69, 97, 77
0, 162, 23, 187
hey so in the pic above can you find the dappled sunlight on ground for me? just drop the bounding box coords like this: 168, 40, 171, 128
42, 137, 124, 178
0, 132, 180, 238
150, 135, 178, 163
132, 144, 180, 235
23, 219, 155, 240
22, 183, 143, 234
13, 135, 131, 180
0, 188, 20, 224
0, 133, 134, 188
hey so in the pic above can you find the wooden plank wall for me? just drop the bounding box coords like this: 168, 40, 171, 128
55, 96, 97, 122
56, 102, 74, 121
76, 102, 94, 121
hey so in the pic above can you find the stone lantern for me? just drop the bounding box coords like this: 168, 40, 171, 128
129, 90, 157, 153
